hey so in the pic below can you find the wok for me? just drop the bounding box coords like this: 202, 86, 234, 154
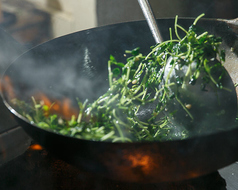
1, 18, 238, 183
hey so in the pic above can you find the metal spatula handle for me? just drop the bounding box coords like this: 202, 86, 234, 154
138, 0, 163, 43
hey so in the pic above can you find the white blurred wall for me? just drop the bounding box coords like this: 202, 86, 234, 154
27, 0, 97, 38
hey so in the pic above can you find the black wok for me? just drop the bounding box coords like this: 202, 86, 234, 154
1, 18, 238, 183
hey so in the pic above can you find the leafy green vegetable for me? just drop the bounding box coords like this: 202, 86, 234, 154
12, 14, 232, 142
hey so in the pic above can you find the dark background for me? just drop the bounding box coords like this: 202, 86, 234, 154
97, 0, 238, 26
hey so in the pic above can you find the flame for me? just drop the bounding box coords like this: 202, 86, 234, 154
127, 153, 152, 174
102, 149, 160, 182
1, 75, 16, 99
29, 144, 43, 150
1, 75, 79, 121
34, 92, 79, 120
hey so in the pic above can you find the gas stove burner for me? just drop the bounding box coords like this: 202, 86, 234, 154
0, 145, 234, 190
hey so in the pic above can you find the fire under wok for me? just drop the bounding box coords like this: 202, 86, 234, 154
1, 17, 238, 183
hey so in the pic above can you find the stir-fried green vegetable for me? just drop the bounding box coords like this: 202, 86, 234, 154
12, 14, 232, 142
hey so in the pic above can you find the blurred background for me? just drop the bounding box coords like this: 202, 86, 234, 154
0, 0, 238, 48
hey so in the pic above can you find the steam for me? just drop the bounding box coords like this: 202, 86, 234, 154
3, 44, 109, 109
0, 28, 25, 129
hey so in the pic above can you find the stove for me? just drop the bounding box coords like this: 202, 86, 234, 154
0, 138, 237, 190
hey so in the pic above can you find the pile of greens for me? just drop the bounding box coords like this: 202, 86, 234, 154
12, 14, 229, 142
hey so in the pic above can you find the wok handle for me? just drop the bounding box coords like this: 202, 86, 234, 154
137, 0, 163, 43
